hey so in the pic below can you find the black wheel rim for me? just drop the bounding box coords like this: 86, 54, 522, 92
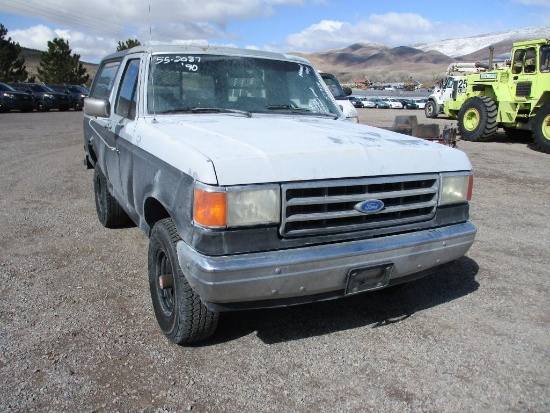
154, 249, 175, 316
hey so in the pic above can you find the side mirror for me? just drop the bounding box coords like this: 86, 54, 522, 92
84, 97, 111, 118
343, 86, 352, 96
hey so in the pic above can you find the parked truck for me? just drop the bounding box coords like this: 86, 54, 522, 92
445, 38, 550, 153
319, 71, 359, 123
83, 45, 476, 345
425, 62, 491, 119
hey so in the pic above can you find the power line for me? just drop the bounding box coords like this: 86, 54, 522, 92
1, 0, 205, 44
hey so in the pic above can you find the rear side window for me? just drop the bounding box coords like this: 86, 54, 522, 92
90, 59, 122, 99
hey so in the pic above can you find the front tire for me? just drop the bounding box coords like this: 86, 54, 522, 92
148, 218, 219, 345
36, 100, 48, 112
93, 165, 129, 228
458, 96, 498, 142
533, 103, 550, 154
424, 100, 438, 118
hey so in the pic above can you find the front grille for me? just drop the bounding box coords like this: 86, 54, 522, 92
281, 174, 439, 237
516, 82, 531, 97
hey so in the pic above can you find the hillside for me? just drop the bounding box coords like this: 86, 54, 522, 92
20, 48, 97, 85
293, 25, 549, 84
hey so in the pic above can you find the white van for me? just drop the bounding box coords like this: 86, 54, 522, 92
319, 72, 359, 123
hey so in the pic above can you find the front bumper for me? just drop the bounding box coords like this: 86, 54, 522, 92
177, 221, 476, 311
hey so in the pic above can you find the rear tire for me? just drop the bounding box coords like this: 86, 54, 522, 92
533, 103, 550, 154
148, 218, 219, 345
93, 165, 130, 228
458, 96, 498, 141
425, 100, 438, 118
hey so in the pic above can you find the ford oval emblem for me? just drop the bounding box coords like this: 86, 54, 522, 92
354, 199, 385, 214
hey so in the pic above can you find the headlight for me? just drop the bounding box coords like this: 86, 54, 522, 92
44, 94, 54, 98
439, 173, 473, 206
3, 93, 14, 98
194, 184, 280, 228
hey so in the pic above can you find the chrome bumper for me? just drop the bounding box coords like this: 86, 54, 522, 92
177, 222, 476, 310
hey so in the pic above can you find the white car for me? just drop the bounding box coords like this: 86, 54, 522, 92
413, 98, 428, 109
383, 98, 403, 109
359, 97, 376, 108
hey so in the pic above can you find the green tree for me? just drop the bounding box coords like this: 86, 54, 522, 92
0, 23, 28, 81
37, 38, 89, 84
117, 39, 141, 51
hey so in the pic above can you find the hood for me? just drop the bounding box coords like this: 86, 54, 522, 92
135, 114, 471, 186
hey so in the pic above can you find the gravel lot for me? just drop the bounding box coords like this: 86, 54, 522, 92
1, 109, 549, 412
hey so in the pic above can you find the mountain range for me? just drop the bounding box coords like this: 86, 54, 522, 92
18, 25, 549, 85
293, 25, 549, 84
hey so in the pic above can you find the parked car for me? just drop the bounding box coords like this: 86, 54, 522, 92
370, 98, 390, 109
399, 99, 419, 110
348, 96, 364, 108
413, 98, 428, 109
359, 97, 376, 108
8, 82, 71, 112
0, 82, 34, 112
48, 84, 89, 111
383, 98, 403, 109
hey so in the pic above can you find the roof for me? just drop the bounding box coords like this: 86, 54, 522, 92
99, 45, 312, 66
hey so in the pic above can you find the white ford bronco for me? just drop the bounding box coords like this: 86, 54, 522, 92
83, 45, 476, 345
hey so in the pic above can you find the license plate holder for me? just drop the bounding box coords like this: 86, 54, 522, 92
345, 264, 393, 295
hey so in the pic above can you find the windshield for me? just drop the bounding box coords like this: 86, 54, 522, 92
320, 73, 346, 98
0, 83, 16, 92
30, 84, 55, 93
67, 85, 89, 93
147, 54, 339, 117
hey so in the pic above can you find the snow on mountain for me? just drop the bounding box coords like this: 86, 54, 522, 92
415, 26, 549, 57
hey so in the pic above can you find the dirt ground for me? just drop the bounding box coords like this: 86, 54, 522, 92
1, 109, 549, 412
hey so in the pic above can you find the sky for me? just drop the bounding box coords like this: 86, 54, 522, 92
0, 0, 549, 63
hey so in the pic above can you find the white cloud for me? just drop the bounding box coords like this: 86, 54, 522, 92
2, 0, 306, 61
282, 13, 440, 52
10, 25, 56, 51
511, 0, 550, 6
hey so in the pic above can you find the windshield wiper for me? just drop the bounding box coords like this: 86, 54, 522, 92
265, 104, 311, 112
157, 107, 252, 117
265, 104, 338, 119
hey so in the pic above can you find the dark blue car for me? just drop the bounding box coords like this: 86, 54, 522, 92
0, 82, 35, 112
8, 82, 71, 112
48, 84, 89, 111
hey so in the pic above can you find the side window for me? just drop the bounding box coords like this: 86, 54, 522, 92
512, 49, 525, 74
90, 60, 122, 99
115, 59, 140, 119
524, 47, 537, 74
541, 46, 550, 73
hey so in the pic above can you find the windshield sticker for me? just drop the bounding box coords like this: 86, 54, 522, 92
155, 56, 202, 72
298, 64, 311, 77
